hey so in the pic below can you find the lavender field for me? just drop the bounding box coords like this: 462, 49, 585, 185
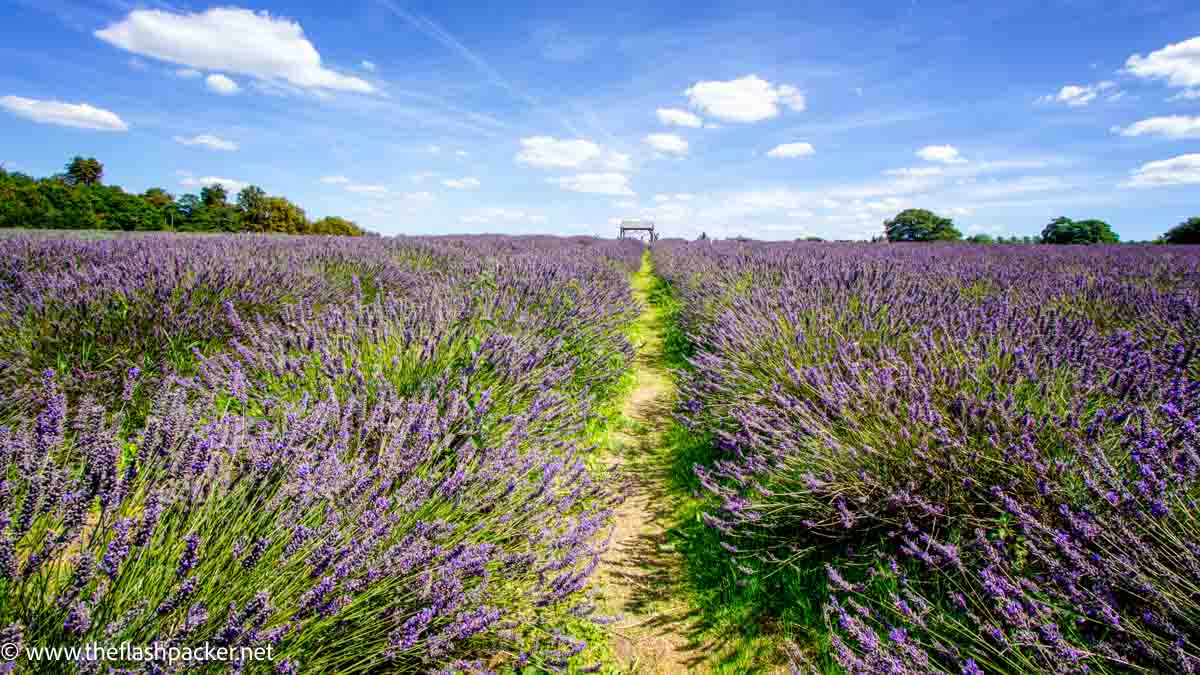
0, 233, 643, 673
656, 240, 1200, 673
2, 232, 1198, 674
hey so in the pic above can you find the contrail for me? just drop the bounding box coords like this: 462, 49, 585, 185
374, 0, 583, 136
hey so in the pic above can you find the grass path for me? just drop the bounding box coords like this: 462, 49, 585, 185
593, 252, 711, 673
594, 251, 795, 674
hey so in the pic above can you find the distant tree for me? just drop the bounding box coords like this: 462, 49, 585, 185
966, 233, 994, 244
1162, 217, 1200, 244
803, 236, 825, 242
311, 215, 363, 236
141, 187, 174, 209
1040, 217, 1119, 244
64, 156, 104, 186
884, 209, 962, 242
236, 185, 270, 231
262, 196, 306, 234
200, 184, 228, 208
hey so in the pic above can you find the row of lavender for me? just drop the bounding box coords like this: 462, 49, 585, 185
655, 241, 1200, 673
0, 233, 642, 672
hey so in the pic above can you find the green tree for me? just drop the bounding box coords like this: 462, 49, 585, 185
64, 156, 104, 186
884, 209, 962, 242
236, 185, 270, 231
966, 233, 994, 244
1161, 217, 1200, 244
262, 196, 307, 233
1040, 217, 1119, 244
200, 184, 228, 208
311, 215, 363, 236
141, 187, 174, 209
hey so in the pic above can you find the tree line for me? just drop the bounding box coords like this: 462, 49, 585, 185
0, 157, 368, 236
882, 209, 1200, 245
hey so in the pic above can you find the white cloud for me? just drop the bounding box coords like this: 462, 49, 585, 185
684, 74, 805, 123
174, 133, 237, 151
656, 107, 702, 128
1036, 81, 1118, 107
345, 184, 388, 195
95, 8, 374, 93
428, 145, 442, 153
180, 175, 247, 192
613, 200, 639, 210
767, 142, 815, 158
884, 166, 944, 177
320, 175, 350, 184
405, 191, 436, 204
645, 133, 688, 155
0, 95, 129, 131
820, 199, 840, 209
410, 171, 436, 183
788, 210, 815, 218
205, 73, 240, 95
516, 136, 601, 168
603, 152, 632, 171
175, 68, 202, 79
1169, 89, 1200, 101
442, 177, 480, 189
1125, 36, 1200, 90
1122, 153, 1200, 188
654, 193, 696, 202
461, 207, 547, 225
963, 176, 1071, 199
455, 150, 469, 157
360, 60, 376, 72
917, 145, 966, 164
550, 172, 633, 196
1113, 115, 1200, 139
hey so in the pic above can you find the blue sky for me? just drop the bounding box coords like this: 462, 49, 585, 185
2, 0, 1199, 240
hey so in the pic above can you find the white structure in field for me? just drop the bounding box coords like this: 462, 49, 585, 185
618, 219, 657, 242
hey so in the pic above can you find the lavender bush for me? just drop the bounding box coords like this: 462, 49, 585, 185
0, 233, 642, 672
658, 240, 1200, 672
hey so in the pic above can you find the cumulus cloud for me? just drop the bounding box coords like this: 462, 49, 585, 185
320, 175, 394, 196
516, 136, 601, 168
884, 166, 944, 177
917, 145, 966, 164
174, 134, 237, 151
461, 207, 547, 225
205, 74, 240, 95
180, 175, 247, 192
1113, 115, 1200, 139
644, 133, 688, 155
345, 184, 388, 194
95, 8, 374, 93
1122, 153, 1200, 188
1125, 36, 1200, 90
549, 172, 633, 196
603, 152, 632, 171
1036, 81, 1119, 107
656, 107, 702, 128
0, 95, 129, 131
442, 177, 480, 189
684, 74, 805, 123
767, 142, 815, 158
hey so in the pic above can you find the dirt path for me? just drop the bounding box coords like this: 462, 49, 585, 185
597, 253, 707, 673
